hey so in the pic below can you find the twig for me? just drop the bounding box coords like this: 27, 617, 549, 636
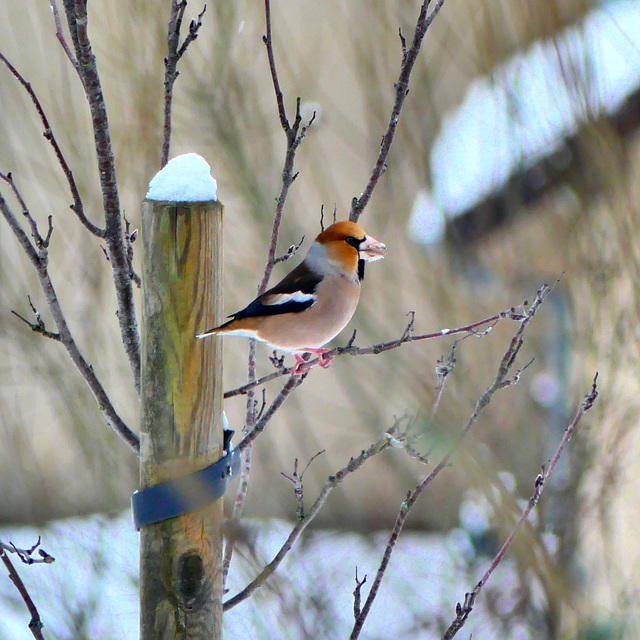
0, 538, 55, 565
281, 451, 325, 521
0, 548, 47, 640
0, 190, 140, 454
0, 173, 51, 251
224, 0, 316, 581
65, 0, 141, 393
0, 53, 101, 237
349, 283, 554, 639
48, 0, 81, 78
274, 235, 305, 264
442, 373, 599, 639
259, 0, 316, 294
223, 306, 517, 398
123, 213, 141, 287
238, 374, 305, 452
353, 568, 367, 620
11, 297, 61, 342
161, 1, 206, 167
262, 0, 288, 131
349, 0, 447, 222
224, 428, 397, 610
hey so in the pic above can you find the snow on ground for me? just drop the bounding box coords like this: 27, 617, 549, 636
0, 511, 534, 640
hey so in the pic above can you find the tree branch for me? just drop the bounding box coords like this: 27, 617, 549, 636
349, 0, 447, 222
223, 305, 522, 398
0, 51, 103, 237
65, 0, 141, 393
224, 0, 316, 580
0, 190, 140, 454
224, 428, 396, 610
48, 0, 81, 79
349, 283, 554, 639
442, 373, 599, 639
0, 548, 47, 640
161, 1, 206, 167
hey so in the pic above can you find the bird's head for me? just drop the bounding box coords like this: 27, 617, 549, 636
314, 221, 386, 278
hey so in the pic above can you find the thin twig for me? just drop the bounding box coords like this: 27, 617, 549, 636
442, 373, 599, 639
274, 235, 305, 264
0, 538, 55, 565
0, 173, 48, 251
223, 307, 516, 398
0, 52, 102, 237
48, 0, 81, 78
349, 0, 447, 222
66, 0, 141, 393
262, 0, 288, 131
224, 0, 316, 580
281, 450, 325, 521
353, 568, 367, 620
0, 548, 47, 640
349, 283, 554, 639
224, 428, 398, 610
0, 190, 139, 453
123, 213, 141, 287
238, 375, 305, 452
161, 1, 206, 167
11, 309, 61, 342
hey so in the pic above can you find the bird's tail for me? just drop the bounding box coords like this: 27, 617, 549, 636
196, 316, 261, 339
196, 317, 235, 339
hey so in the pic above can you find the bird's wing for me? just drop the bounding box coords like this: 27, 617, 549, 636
230, 261, 321, 320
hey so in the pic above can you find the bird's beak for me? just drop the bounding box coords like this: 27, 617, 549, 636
359, 235, 386, 262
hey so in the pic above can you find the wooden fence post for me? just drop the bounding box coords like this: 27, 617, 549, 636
139, 188, 224, 639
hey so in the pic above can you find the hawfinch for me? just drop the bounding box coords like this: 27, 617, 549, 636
197, 221, 386, 374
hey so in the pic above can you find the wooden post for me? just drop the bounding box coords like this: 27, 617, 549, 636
139, 197, 224, 639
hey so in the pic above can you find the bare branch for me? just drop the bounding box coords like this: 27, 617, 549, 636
65, 0, 141, 393
0, 548, 47, 640
223, 305, 518, 398
350, 0, 447, 222
349, 283, 555, 639
49, 0, 81, 78
442, 373, 599, 639
353, 568, 367, 620
224, 429, 396, 610
238, 374, 305, 452
0, 52, 103, 237
123, 213, 141, 287
1, 537, 55, 566
0, 172, 48, 251
11, 306, 61, 342
161, 1, 206, 167
0, 191, 139, 453
262, 0, 288, 131
225, 0, 317, 581
281, 451, 325, 521
274, 235, 305, 265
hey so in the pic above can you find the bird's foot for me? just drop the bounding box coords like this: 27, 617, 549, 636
290, 348, 333, 375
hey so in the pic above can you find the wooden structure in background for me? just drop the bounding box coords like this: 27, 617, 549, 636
139, 199, 224, 639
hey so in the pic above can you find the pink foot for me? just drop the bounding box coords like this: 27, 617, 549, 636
290, 348, 333, 375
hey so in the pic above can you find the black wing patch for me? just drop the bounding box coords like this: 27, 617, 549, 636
228, 260, 321, 321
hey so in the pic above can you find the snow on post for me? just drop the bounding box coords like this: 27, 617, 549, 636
146, 153, 218, 202
140, 153, 224, 639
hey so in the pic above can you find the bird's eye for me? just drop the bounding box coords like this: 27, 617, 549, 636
345, 236, 362, 248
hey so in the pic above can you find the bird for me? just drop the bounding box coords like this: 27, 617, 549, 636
197, 220, 386, 374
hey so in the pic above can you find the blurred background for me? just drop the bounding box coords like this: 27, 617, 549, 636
1, 0, 639, 638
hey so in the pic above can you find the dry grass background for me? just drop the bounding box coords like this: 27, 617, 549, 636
1, 0, 639, 636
